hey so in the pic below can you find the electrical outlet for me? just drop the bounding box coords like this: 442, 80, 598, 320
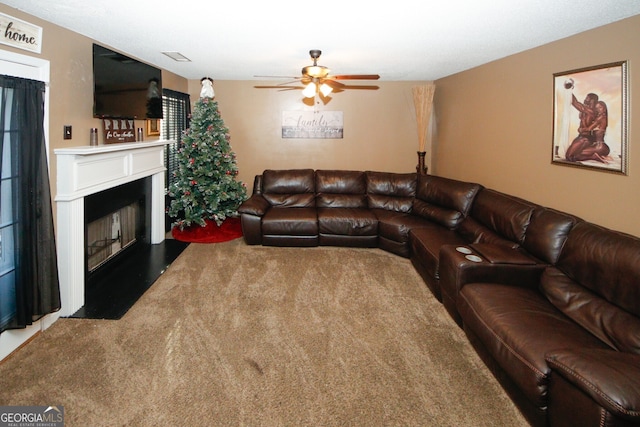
64, 125, 72, 140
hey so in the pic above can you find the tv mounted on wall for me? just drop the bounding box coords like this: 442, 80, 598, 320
93, 43, 163, 119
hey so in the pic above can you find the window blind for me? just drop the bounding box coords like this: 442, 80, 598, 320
161, 89, 191, 191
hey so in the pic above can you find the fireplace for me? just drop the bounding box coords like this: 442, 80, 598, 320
84, 177, 151, 283
55, 141, 172, 316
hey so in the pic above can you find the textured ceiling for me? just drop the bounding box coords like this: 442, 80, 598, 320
2, 0, 640, 81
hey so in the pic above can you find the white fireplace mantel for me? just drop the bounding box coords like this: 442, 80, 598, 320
55, 140, 174, 316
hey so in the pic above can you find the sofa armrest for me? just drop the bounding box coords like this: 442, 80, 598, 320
469, 243, 537, 265
238, 194, 270, 217
546, 349, 640, 421
440, 244, 544, 293
438, 244, 546, 325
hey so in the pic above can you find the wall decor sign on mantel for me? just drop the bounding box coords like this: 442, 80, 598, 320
0, 12, 43, 54
103, 118, 136, 144
282, 111, 343, 139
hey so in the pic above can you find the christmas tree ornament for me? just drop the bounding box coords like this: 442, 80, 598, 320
200, 77, 215, 98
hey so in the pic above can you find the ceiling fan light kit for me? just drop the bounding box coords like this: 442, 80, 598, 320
256, 49, 380, 98
302, 82, 317, 98
319, 83, 333, 97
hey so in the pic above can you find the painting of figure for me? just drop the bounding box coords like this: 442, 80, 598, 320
552, 62, 627, 174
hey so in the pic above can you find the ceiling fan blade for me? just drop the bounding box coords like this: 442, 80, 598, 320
335, 85, 380, 91
322, 79, 346, 89
254, 75, 301, 79
330, 74, 380, 80
275, 80, 302, 86
254, 85, 305, 91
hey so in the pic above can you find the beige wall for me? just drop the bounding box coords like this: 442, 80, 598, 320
0, 4, 188, 223
434, 15, 640, 238
2, 4, 637, 238
184, 80, 424, 189
0, 4, 424, 227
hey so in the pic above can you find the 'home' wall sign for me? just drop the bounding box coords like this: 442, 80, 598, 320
0, 12, 43, 54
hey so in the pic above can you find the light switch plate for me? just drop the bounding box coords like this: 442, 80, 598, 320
64, 125, 72, 140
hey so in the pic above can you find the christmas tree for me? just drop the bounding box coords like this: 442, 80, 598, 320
168, 79, 247, 230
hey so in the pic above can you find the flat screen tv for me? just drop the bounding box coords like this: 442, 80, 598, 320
93, 43, 163, 119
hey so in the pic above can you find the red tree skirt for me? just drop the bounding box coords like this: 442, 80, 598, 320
171, 217, 243, 243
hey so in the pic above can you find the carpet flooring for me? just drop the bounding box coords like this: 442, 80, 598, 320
0, 240, 527, 426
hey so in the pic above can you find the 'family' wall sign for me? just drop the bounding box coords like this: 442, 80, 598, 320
282, 111, 344, 139
0, 12, 43, 54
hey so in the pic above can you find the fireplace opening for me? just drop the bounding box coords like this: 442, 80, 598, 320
87, 202, 139, 272
84, 177, 151, 286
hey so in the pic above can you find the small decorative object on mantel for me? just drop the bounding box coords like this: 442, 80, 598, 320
102, 118, 136, 144
412, 83, 436, 174
90, 128, 98, 146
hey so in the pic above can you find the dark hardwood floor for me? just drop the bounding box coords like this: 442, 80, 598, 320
70, 239, 189, 320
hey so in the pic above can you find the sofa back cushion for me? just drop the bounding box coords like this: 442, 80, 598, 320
556, 221, 640, 319
541, 266, 640, 354
458, 189, 534, 247
251, 174, 263, 195
543, 221, 640, 353
366, 171, 416, 213
262, 169, 316, 207
315, 170, 367, 208
522, 207, 580, 264
412, 174, 482, 229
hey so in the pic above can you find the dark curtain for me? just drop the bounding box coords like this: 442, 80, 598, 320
0, 74, 60, 333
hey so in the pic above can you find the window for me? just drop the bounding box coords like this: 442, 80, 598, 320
0, 91, 17, 329
161, 89, 190, 192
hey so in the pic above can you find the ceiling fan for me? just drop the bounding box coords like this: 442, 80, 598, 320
255, 49, 380, 97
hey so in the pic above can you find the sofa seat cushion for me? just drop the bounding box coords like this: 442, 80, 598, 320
458, 283, 609, 409
457, 217, 521, 248
375, 210, 434, 243
409, 225, 466, 279
317, 208, 378, 236
262, 207, 318, 236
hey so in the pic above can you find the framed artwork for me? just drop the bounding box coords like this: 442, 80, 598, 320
552, 61, 628, 174
146, 118, 160, 136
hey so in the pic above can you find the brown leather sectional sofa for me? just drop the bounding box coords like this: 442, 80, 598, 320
238, 168, 640, 427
